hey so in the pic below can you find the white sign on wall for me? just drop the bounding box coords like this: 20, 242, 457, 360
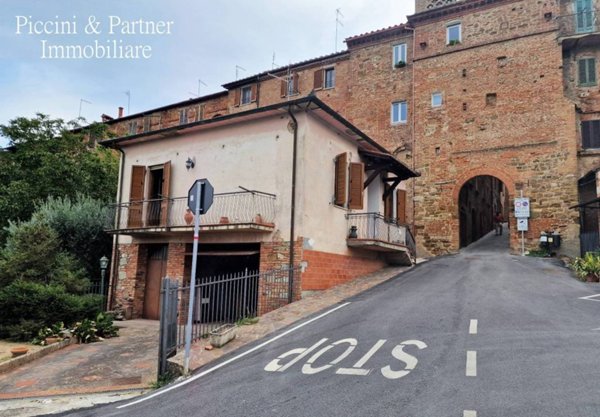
517, 218, 528, 232
514, 198, 530, 218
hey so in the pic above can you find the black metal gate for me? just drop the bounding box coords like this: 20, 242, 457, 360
158, 277, 179, 377
581, 231, 600, 255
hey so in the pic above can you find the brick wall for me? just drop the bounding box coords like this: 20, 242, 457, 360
114, 243, 147, 318
301, 250, 386, 291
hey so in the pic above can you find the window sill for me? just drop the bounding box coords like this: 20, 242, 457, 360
391, 121, 408, 126
578, 83, 598, 88
579, 148, 600, 155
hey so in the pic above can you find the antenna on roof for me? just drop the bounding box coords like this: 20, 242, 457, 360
189, 79, 208, 98
124, 90, 131, 115
235, 65, 246, 80
78, 98, 91, 119
335, 8, 344, 52
272, 52, 279, 69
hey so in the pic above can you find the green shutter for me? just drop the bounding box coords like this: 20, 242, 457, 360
588, 58, 596, 84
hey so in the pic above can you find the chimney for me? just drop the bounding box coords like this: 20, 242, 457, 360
118, 107, 124, 118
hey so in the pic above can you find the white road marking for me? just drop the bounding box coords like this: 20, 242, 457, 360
117, 301, 352, 409
466, 351, 477, 377
469, 319, 478, 335
336, 339, 386, 376
579, 293, 600, 302
592, 327, 600, 331
464, 410, 477, 417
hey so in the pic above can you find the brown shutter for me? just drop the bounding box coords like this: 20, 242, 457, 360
234, 88, 241, 107
334, 153, 348, 206
384, 184, 393, 219
293, 73, 300, 94
128, 166, 146, 228
281, 79, 287, 97
314, 69, 324, 90
160, 161, 171, 227
348, 163, 364, 210
396, 189, 407, 224
250, 84, 258, 102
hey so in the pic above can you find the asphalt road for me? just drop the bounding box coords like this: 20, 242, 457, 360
65, 230, 600, 417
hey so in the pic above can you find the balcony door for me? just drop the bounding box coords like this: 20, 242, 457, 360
147, 161, 171, 227
577, 0, 594, 33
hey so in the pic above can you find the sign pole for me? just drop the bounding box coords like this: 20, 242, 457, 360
183, 182, 202, 375
520, 190, 525, 256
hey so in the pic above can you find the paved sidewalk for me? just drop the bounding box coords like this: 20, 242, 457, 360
0, 320, 159, 400
171, 265, 413, 371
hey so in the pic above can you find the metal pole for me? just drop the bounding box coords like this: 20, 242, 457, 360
100, 268, 106, 308
520, 190, 525, 256
184, 183, 202, 374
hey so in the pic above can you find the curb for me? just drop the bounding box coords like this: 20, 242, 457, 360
0, 338, 77, 375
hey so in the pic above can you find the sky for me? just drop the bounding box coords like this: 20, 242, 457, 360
0, 1, 414, 147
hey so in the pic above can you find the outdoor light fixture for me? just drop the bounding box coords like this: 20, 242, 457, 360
99, 255, 109, 307
185, 157, 195, 170
99, 256, 109, 270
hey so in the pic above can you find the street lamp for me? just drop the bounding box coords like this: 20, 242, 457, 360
99, 256, 109, 307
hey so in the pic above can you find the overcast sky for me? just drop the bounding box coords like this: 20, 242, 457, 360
0, 0, 414, 147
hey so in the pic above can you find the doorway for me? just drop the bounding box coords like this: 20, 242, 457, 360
147, 166, 164, 226
143, 245, 168, 320
459, 175, 509, 248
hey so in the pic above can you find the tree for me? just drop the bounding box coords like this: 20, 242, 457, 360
0, 114, 118, 243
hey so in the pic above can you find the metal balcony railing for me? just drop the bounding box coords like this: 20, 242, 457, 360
346, 212, 416, 256
106, 190, 276, 232
557, 10, 599, 39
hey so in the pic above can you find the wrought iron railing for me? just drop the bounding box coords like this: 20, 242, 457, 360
346, 212, 416, 255
557, 10, 599, 38
106, 190, 276, 231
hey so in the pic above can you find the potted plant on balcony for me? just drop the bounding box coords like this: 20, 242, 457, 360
395, 60, 407, 68
184, 208, 194, 225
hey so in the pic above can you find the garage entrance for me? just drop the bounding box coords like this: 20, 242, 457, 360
459, 175, 509, 248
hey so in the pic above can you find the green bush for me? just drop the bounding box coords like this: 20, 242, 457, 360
34, 196, 113, 280
0, 219, 90, 293
72, 319, 98, 344
0, 319, 45, 342
571, 252, 600, 281
0, 280, 102, 331
95, 312, 119, 338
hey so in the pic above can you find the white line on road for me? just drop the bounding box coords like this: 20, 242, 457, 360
464, 411, 477, 417
466, 351, 477, 377
469, 319, 478, 335
117, 302, 352, 409
579, 293, 600, 302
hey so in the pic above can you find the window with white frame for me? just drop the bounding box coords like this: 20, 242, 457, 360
324, 68, 336, 88
432, 92, 443, 107
447, 22, 461, 44
393, 43, 407, 67
241, 86, 252, 105
391, 101, 408, 124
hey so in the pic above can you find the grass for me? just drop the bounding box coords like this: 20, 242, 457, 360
526, 249, 551, 258
149, 370, 178, 389
236, 317, 259, 326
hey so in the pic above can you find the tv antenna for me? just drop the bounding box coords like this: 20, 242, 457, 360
235, 65, 246, 80
272, 52, 279, 69
335, 8, 344, 52
124, 90, 131, 115
189, 79, 208, 97
78, 98, 91, 119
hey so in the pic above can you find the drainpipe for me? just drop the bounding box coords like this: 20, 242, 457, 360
107, 146, 125, 311
405, 25, 418, 243
287, 106, 298, 304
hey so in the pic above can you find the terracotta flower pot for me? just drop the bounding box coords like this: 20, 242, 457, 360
45, 337, 60, 345
184, 209, 194, 225
10, 346, 29, 357
219, 216, 230, 224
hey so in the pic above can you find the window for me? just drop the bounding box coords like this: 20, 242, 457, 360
281, 73, 299, 97
581, 120, 600, 149
179, 109, 188, 125
241, 86, 252, 105
324, 68, 335, 89
393, 43, 407, 67
143, 116, 151, 132
128, 120, 137, 135
391, 101, 408, 124
447, 22, 461, 44
432, 93, 443, 107
578, 58, 597, 86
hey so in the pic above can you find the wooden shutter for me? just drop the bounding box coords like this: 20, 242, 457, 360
396, 189, 407, 224
251, 84, 258, 102
588, 58, 597, 84
293, 73, 299, 94
128, 165, 146, 228
234, 88, 241, 107
160, 161, 171, 227
334, 153, 348, 206
280, 79, 287, 97
582, 120, 600, 148
314, 69, 324, 90
348, 163, 364, 210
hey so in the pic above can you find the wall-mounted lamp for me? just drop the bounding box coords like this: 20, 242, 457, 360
185, 157, 195, 170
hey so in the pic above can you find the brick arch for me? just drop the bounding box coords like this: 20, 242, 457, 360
452, 167, 517, 202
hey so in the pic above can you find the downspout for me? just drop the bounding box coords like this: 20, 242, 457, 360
287, 106, 298, 304
405, 25, 418, 243
107, 146, 125, 310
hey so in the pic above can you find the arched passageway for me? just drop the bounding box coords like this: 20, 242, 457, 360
458, 175, 509, 248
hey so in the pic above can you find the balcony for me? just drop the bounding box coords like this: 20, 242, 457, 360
557, 10, 600, 46
106, 190, 276, 234
346, 213, 416, 266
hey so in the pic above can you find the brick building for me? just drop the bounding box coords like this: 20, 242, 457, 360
103, 0, 599, 266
